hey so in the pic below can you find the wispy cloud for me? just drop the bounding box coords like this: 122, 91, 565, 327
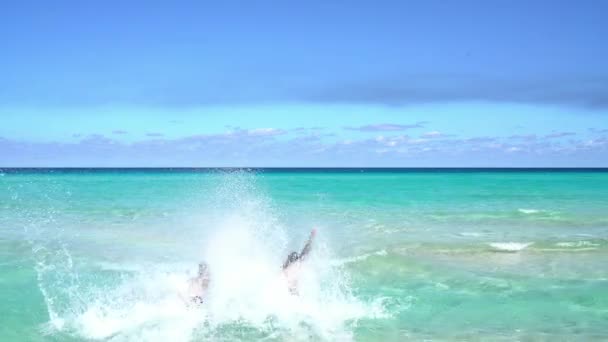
146, 132, 164, 137
307, 75, 608, 109
345, 122, 426, 132
8, 74, 604, 109
545, 132, 576, 139
113, 130, 128, 135
293, 126, 324, 133
246, 128, 286, 137
421, 131, 447, 138
589, 128, 608, 134
508, 134, 537, 141
464, 136, 497, 143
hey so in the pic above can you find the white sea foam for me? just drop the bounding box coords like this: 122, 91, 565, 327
489, 242, 533, 252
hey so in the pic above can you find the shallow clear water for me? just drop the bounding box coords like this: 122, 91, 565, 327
1, 169, 607, 341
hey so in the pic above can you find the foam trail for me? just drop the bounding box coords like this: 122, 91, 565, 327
331, 249, 388, 266
555, 241, 599, 248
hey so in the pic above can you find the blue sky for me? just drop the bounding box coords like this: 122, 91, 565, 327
1, 0, 607, 166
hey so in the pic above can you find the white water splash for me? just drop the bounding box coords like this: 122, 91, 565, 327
31, 172, 386, 341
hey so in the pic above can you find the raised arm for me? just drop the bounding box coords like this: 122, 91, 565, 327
298, 229, 317, 260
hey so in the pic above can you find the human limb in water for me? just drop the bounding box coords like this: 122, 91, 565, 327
186, 262, 210, 305
282, 229, 316, 294
299, 228, 316, 260
283, 229, 316, 269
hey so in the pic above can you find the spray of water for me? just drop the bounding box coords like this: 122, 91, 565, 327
20, 171, 386, 341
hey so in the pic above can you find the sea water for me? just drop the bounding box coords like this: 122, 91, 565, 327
1, 169, 607, 341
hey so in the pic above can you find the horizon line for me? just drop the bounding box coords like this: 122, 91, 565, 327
2, 166, 608, 171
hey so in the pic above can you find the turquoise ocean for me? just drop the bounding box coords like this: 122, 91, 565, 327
1, 169, 607, 341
